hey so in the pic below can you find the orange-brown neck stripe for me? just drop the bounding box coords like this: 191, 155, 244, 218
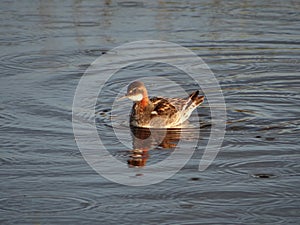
140, 97, 149, 108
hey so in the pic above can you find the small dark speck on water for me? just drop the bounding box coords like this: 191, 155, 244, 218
251, 173, 277, 179
190, 177, 201, 181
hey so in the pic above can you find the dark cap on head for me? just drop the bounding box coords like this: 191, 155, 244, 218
127, 81, 145, 93
119, 81, 148, 102
126, 81, 147, 96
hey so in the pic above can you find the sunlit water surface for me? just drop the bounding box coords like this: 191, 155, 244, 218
0, 1, 299, 224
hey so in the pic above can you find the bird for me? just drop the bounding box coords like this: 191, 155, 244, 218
121, 81, 204, 128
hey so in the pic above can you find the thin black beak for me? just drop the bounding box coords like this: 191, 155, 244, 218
117, 95, 128, 101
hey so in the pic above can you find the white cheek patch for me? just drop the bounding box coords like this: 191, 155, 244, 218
128, 94, 143, 101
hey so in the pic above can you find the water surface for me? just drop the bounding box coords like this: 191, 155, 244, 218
0, 0, 299, 224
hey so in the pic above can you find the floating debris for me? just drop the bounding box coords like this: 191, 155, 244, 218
251, 173, 277, 179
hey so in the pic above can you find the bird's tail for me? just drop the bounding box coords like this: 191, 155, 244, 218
189, 90, 204, 107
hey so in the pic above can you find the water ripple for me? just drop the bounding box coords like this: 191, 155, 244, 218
0, 193, 96, 214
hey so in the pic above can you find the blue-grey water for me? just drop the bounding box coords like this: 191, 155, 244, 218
1, 1, 299, 224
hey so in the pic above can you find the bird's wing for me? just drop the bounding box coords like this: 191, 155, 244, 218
150, 97, 180, 117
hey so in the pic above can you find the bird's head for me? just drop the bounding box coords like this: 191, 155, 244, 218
122, 81, 148, 102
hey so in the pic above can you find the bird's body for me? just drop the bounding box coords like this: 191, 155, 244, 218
123, 81, 204, 128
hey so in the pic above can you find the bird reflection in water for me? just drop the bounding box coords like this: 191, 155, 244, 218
128, 126, 182, 167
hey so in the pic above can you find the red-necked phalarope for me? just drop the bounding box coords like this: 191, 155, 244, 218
121, 81, 204, 128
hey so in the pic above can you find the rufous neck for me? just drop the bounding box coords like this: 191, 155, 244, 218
140, 96, 149, 108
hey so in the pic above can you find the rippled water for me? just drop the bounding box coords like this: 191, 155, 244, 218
1, 0, 299, 224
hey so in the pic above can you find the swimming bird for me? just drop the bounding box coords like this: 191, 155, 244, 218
121, 81, 204, 128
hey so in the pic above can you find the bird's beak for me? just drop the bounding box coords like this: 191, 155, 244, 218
117, 95, 128, 101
